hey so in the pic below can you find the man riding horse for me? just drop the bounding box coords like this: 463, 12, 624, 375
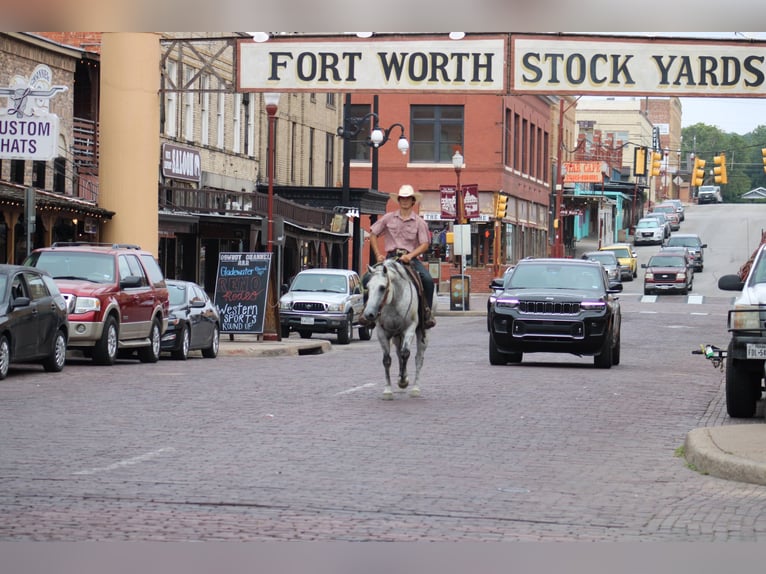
364, 184, 436, 330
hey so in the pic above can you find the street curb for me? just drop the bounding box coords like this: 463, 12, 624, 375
684, 426, 766, 486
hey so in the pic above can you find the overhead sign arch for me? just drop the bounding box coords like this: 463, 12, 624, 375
237, 33, 766, 98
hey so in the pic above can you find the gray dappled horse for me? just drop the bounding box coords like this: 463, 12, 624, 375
362, 259, 428, 399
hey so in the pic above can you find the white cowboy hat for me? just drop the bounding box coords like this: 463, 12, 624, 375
393, 184, 422, 202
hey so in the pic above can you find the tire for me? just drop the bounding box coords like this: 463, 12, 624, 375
358, 325, 372, 341
298, 330, 312, 339
138, 319, 162, 363
171, 325, 190, 360
337, 313, 353, 345
594, 332, 613, 369
611, 332, 621, 366
0, 335, 9, 380
644, 288, 651, 296
94, 315, 118, 365
725, 341, 761, 418
43, 329, 67, 372
488, 334, 508, 365
201, 325, 219, 359
280, 325, 290, 339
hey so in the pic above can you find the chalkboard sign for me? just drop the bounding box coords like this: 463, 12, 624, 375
213, 252, 272, 334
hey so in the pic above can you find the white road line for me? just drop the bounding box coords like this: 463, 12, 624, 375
72, 447, 176, 475
336, 382, 376, 395
640, 295, 658, 303
687, 295, 704, 304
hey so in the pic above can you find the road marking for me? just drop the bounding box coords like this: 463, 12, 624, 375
72, 447, 176, 475
687, 295, 704, 304
641, 295, 658, 303
336, 382, 376, 395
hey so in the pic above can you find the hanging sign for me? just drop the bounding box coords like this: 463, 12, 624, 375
0, 64, 67, 160
213, 252, 273, 334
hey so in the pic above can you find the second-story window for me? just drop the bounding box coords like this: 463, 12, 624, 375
246, 93, 255, 157
325, 132, 334, 187
216, 89, 225, 149
201, 74, 210, 146
165, 61, 178, 138
410, 105, 463, 163
346, 104, 371, 161
233, 93, 241, 154
184, 66, 195, 142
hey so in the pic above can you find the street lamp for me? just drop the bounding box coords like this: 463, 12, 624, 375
452, 149, 464, 223
264, 92, 280, 253
337, 95, 408, 272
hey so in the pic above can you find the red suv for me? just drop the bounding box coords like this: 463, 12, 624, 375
24, 243, 169, 365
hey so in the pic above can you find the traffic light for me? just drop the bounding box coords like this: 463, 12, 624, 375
495, 193, 508, 219
762, 148, 766, 174
650, 151, 662, 176
633, 146, 647, 176
713, 153, 728, 185
691, 157, 706, 187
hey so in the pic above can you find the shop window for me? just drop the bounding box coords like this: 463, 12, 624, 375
410, 105, 464, 163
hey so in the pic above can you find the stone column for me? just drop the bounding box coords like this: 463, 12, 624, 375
99, 33, 160, 255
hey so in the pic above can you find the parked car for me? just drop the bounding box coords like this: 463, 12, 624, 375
24, 242, 169, 365
718, 242, 766, 417
279, 268, 371, 344
599, 243, 638, 280
488, 258, 622, 368
580, 250, 622, 284
633, 217, 665, 246
642, 212, 672, 239
650, 205, 680, 231
161, 280, 220, 360
0, 264, 69, 380
665, 233, 707, 272
642, 253, 693, 295
659, 199, 685, 222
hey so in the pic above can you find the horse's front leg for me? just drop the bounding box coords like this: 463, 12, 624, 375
396, 332, 414, 390
409, 328, 428, 398
378, 332, 394, 400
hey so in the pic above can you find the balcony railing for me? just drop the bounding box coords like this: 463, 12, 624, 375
73, 117, 99, 174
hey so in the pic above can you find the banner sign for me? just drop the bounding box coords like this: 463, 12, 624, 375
563, 161, 605, 183
162, 143, 201, 183
512, 34, 766, 97
238, 37, 506, 93
213, 252, 272, 334
439, 185, 456, 219
0, 64, 67, 160
462, 184, 480, 219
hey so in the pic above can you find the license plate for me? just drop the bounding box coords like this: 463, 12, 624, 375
300, 317, 315, 325
746, 344, 766, 359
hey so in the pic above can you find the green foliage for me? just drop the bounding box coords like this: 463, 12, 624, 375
682, 122, 766, 202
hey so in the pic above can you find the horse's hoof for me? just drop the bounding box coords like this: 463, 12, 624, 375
409, 388, 421, 398
382, 388, 393, 400
398, 378, 409, 389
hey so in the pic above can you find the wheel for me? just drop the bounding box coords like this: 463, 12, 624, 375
201, 325, 219, 358
0, 335, 9, 380
594, 332, 613, 369
644, 288, 651, 296
280, 325, 290, 339
337, 313, 353, 345
725, 341, 761, 418
611, 333, 621, 366
358, 325, 372, 341
43, 329, 67, 372
488, 334, 508, 365
298, 330, 312, 339
171, 325, 190, 360
93, 315, 118, 365
138, 319, 161, 363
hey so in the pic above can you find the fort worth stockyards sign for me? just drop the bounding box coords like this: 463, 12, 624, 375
237, 33, 766, 98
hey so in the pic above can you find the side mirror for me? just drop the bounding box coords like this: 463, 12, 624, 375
718, 274, 744, 292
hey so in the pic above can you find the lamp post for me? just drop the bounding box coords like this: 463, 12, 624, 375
452, 149, 467, 311
264, 92, 280, 253
337, 95, 408, 272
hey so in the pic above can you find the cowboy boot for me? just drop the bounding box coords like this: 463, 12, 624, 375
424, 306, 436, 329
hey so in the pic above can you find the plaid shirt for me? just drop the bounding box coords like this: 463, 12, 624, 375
370, 210, 431, 254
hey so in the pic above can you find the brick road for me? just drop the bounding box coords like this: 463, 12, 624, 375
0, 295, 765, 541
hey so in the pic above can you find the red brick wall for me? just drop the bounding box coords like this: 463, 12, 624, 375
35, 32, 102, 53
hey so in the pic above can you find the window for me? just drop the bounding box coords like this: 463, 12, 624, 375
326, 93, 335, 107
290, 122, 296, 183
24, 272, 49, 301
33, 161, 45, 188
201, 74, 210, 146
410, 105, 463, 163
165, 61, 178, 137
216, 91, 225, 149
233, 93, 241, 153
325, 132, 335, 187
345, 104, 372, 161
53, 158, 65, 193
10, 160, 24, 184
184, 65, 195, 141
246, 93, 255, 157
308, 128, 315, 185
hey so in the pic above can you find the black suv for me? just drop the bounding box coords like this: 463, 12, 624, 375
488, 258, 623, 368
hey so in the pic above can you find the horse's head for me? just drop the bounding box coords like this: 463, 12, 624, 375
362, 262, 389, 322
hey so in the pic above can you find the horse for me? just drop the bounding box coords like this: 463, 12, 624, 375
362, 258, 428, 399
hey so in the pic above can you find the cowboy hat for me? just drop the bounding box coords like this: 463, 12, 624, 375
393, 184, 422, 202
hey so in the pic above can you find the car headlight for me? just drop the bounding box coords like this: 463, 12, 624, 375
73, 296, 101, 314
645, 272, 654, 280
326, 302, 345, 312
731, 306, 763, 330
495, 297, 520, 309
677, 272, 686, 279
279, 300, 292, 311
580, 300, 606, 310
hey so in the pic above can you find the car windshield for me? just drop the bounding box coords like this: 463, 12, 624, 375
31, 252, 115, 283
605, 248, 630, 258
667, 237, 700, 248
637, 220, 658, 228
168, 283, 188, 305
649, 256, 686, 267
291, 273, 347, 293
509, 264, 602, 290
586, 253, 616, 265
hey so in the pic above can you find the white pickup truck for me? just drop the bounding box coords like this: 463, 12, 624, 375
697, 185, 723, 204
718, 241, 766, 417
